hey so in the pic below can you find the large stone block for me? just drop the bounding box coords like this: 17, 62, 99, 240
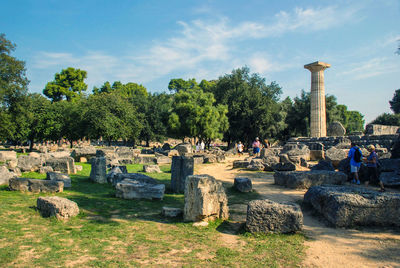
304, 185, 400, 227
45, 157, 75, 174
246, 199, 303, 234
46, 172, 71, 187
274, 170, 347, 189
0, 151, 17, 162
143, 165, 161, 173
70, 146, 97, 162
116, 179, 165, 200
184, 174, 229, 222
111, 173, 159, 187
90, 157, 107, 183
37, 196, 79, 220
311, 160, 335, 171
17, 155, 43, 172
0, 166, 15, 185
234, 177, 252, 192
327, 121, 346, 136
325, 147, 348, 167
232, 160, 250, 169
171, 156, 194, 193
9, 178, 63, 193
133, 156, 157, 164
174, 143, 193, 155
365, 124, 400, 135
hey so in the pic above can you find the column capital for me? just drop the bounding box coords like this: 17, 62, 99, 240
304, 61, 330, 72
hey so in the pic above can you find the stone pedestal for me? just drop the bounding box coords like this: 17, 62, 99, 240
304, 61, 330, 137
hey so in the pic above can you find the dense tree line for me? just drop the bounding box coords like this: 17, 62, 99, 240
0, 34, 367, 148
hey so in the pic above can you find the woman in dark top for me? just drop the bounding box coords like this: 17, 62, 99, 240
365, 145, 385, 192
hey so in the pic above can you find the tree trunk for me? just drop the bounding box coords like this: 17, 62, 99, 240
69, 139, 73, 148
146, 139, 150, 147
108, 139, 111, 146
29, 139, 34, 151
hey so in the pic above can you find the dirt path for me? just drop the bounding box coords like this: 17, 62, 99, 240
195, 156, 400, 268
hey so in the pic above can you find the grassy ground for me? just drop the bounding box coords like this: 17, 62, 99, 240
0, 163, 304, 267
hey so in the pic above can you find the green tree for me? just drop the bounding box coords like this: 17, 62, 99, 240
168, 87, 228, 143
0, 33, 30, 142
44, 67, 88, 102
389, 89, 400, 114
371, 113, 400, 126
168, 78, 198, 92
213, 67, 282, 146
85, 92, 142, 146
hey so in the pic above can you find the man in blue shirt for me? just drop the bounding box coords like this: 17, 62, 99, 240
348, 142, 363, 185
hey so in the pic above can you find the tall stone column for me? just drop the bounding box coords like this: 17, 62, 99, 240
304, 61, 330, 137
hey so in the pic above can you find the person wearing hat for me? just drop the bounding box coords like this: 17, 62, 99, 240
365, 144, 385, 192
252, 137, 261, 157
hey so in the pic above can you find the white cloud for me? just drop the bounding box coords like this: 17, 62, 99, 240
336, 57, 399, 80
31, 5, 362, 89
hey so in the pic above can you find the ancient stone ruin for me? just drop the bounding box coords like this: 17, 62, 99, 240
37, 196, 79, 220
171, 156, 194, 193
184, 174, 229, 222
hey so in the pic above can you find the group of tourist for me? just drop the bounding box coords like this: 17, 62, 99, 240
236, 137, 270, 157
195, 141, 205, 153
348, 142, 385, 191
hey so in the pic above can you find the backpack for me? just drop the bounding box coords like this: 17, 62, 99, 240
353, 147, 362, 163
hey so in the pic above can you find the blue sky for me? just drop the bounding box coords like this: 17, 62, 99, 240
1, 0, 399, 123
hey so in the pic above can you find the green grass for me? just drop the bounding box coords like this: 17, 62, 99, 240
0, 162, 305, 267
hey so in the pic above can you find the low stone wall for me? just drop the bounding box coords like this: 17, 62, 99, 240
288, 134, 398, 150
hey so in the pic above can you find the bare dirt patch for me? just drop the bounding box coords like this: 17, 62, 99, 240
195, 155, 400, 268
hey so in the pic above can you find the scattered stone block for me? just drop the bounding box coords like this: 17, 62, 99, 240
46, 172, 71, 187
162, 207, 183, 218
133, 156, 157, 164
39, 166, 54, 174
204, 155, 217, 163
262, 156, 280, 171
247, 159, 265, 171
9, 178, 63, 193
37, 196, 79, 220
45, 157, 75, 174
311, 160, 335, 171
325, 147, 348, 168
167, 149, 180, 157
379, 172, 400, 187
193, 156, 204, 164
90, 157, 107, 183
271, 162, 296, 171
274, 170, 347, 189
111, 173, 159, 187
171, 156, 194, 193
233, 160, 250, 169
234, 177, 252, 192
304, 185, 400, 227
0, 150, 17, 162
183, 174, 229, 222
116, 179, 165, 200
327, 121, 346, 136
0, 166, 15, 185
17, 155, 43, 172
156, 156, 171, 164
175, 143, 193, 155
246, 199, 303, 234
143, 165, 161, 173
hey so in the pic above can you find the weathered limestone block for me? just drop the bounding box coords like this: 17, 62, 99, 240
0, 166, 15, 185
175, 143, 193, 155
204, 154, 217, 163
171, 156, 194, 193
325, 147, 348, 168
111, 173, 159, 187
116, 179, 165, 200
234, 177, 252, 192
274, 170, 347, 189
271, 162, 296, 171
0, 150, 17, 162
17, 155, 43, 172
162, 207, 183, 218
90, 157, 107, 184
37, 196, 79, 220
379, 172, 400, 187
365, 124, 400, 135
46, 151, 71, 159
233, 160, 250, 169
133, 156, 157, 164
193, 156, 204, 164
311, 160, 335, 171
327, 121, 346, 136
247, 159, 265, 171
45, 157, 75, 174
143, 165, 161, 173
70, 146, 97, 162
115, 147, 135, 159
262, 156, 280, 171
9, 178, 63, 193
46, 172, 71, 187
39, 166, 54, 174
246, 199, 303, 234
304, 185, 400, 227
156, 155, 171, 164
167, 149, 180, 157
260, 148, 281, 159
184, 174, 229, 222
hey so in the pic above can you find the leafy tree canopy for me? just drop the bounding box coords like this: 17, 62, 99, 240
389, 89, 400, 114
44, 67, 87, 102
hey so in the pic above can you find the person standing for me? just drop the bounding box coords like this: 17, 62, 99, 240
200, 140, 205, 152
348, 142, 363, 185
365, 145, 385, 192
237, 141, 244, 156
252, 137, 261, 157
